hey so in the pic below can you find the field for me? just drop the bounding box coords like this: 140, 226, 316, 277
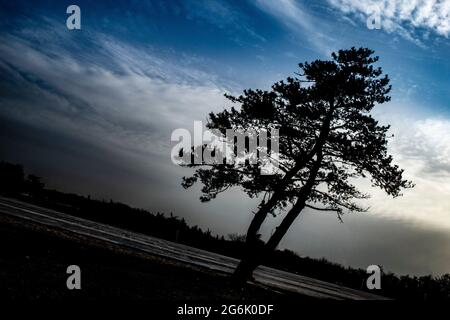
0, 213, 304, 302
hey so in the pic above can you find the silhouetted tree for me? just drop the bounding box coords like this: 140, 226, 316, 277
26, 174, 45, 195
0, 161, 25, 194
180, 47, 413, 283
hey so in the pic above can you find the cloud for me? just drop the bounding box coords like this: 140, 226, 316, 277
329, 0, 450, 40
0, 20, 234, 213
0, 30, 228, 161
394, 118, 450, 175
361, 116, 450, 230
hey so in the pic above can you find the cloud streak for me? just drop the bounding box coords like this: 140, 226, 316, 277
253, 0, 341, 55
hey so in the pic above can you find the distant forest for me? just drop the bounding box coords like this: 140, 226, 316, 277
1, 160, 449, 300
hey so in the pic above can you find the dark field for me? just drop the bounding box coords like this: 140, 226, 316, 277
0, 214, 305, 302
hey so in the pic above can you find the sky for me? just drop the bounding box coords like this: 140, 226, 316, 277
0, 0, 449, 276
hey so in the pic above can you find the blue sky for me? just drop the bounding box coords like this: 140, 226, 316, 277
1, 0, 450, 276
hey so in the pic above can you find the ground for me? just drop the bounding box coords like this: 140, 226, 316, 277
0, 213, 308, 302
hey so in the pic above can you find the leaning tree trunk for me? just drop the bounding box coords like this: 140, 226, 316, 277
232, 254, 261, 283
231, 107, 333, 285
230, 201, 274, 284
233, 169, 300, 284
231, 201, 273, 284
235, 154, 322, 281
240, 108, 333, 254
245, 196, 278, 246
265, 200, 306, 251
232, 150, 324, 285
231, 199, 307, 284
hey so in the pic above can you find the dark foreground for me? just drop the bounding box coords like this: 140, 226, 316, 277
0, 200, 442, 319
0, 212, 299, 301
0, 197, 385, 300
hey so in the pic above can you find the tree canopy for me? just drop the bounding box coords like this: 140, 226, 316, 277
182, 47, 412, 220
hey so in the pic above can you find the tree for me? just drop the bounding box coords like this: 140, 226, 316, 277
0, 161, 25, 194
179, 47, 413, 283
26, 174, 45, 195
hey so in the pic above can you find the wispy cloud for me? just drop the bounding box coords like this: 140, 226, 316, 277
181, 0, 267, 44
253, 0, 340, 55
0, 24, 228, 163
